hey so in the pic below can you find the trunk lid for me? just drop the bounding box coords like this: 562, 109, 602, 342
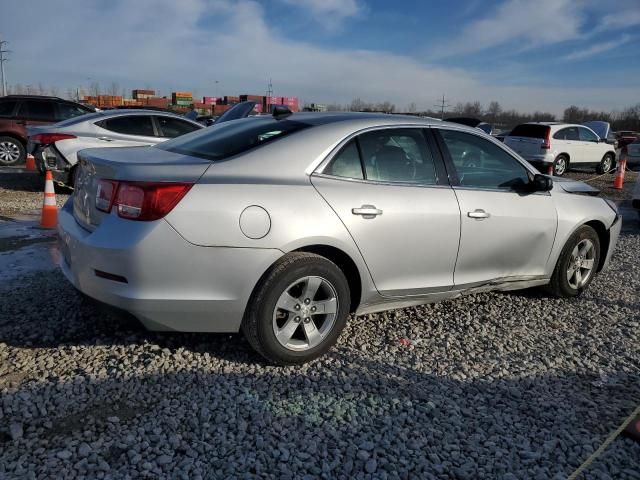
504, 124, 550, 157
73, 145, 210, 231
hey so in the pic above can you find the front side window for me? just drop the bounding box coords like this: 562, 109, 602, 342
579, 127, 598, 142
19, 100, 56, 121
99, 115, 155, 137
439, 129, 530, 189
156, 116, 201, 138
357, 129, 437, 184
0, 100, 17, 117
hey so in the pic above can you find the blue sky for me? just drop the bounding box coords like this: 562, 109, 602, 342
2, 0, 639, 114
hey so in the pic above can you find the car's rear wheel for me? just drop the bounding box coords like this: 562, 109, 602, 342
0, 136, 25, 166
553, 155, 568, 176
596, 153, 614, 174
546, 225, 600, 298
242, 252, 350, 365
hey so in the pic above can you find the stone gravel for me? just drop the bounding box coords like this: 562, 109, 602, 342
0, 169, 639, 479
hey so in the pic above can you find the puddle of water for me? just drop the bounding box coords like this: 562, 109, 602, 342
0, 217, 60, 287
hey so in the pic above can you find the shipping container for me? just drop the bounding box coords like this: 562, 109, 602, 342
224, 96, 240, 104
203, 96, 218, 105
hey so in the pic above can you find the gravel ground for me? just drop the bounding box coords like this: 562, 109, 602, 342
0, 168, 70, 217
0, 167, 639, 479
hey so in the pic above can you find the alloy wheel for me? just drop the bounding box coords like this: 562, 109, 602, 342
566, 239, 595, 289
0, 141, 20, 164
272, 276, 339, 351
555, 157, 566, 176
602, 156, 612, 172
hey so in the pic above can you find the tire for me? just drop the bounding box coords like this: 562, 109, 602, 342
0, 136, 26, 166
546, 225, 600, 298
242, 252, 351, 365
596, 153, 614, 174
553, 155, 568, 176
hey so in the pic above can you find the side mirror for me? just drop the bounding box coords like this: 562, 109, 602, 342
532, 173, 553, 192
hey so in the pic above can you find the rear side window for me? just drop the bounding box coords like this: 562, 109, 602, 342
553, 127, 579, 141
509, 124, 550, 139
156, 116, 200, 138
324, 140, 363, 179
158, 118, 311, 161
18, 100, 56, 121
99, 116, 155, 137
358, 129, 437, 184
0, 100, 17, 116
57, 102, 91, 121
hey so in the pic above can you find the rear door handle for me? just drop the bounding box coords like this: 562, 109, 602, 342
98, 136, 114, 142
468, 209, 490, 220
352, 205, 383, 219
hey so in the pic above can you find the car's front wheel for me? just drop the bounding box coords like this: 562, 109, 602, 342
546, 225, 600, 298
242, 252, 351, 365
596, 153, 614, 174
0, 136, 25, 166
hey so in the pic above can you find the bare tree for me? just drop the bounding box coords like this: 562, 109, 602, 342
107, 81, 120, 96
89, 81, 100, 98
13, 83, 24, 94
66, 88, 76, 100
406, 102, 417, 114
50, 86, 59, 97
37, 82, 46, 95
349, 98, 367, 112
486, 101, 502, 123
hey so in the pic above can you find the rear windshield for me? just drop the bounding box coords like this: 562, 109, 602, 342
55, 111, 105, 127
158, 117, 312, 161
509, 124, 550, 139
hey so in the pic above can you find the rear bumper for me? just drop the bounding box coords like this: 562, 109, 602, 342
34, 146, 72, 184
57, 198, 282, 332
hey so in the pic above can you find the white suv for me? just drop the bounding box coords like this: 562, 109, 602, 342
504, 122, 617, 176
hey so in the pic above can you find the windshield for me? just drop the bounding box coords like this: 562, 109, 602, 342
157, 117, 312, 161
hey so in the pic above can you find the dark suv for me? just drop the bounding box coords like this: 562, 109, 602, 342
0, 95, 94, 165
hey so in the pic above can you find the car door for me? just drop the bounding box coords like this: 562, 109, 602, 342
93, 114, 159, 147
434, 128, 557, 287
311, 127, 461, 297
16, 99, 57, 130
154, 115, 201, 140
555, 126, 584, 165
578, 126, 603, 163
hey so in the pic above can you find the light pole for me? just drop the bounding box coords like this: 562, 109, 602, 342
0, 39, 9, 97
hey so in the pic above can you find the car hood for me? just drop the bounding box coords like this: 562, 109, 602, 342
551, 176, 600, 196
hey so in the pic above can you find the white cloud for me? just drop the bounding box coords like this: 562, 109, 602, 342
1, 0, 637, 115
432, 0, 584, 57
598, 9, 640, 31
564, 34, 633, 60
279, 0, 363, 28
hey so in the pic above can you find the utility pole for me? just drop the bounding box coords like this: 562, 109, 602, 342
266, 78, 273, 99
0, 39, 10, 97
434, 94, 451, 120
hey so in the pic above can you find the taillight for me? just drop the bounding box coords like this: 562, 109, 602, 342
95, 180, 117, 212
95, 180, 192, 221
541, 128, 551, 150
31, 133, 77, 144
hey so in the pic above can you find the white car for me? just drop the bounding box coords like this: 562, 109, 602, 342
627, 138, 640, 170
27, 110, 203, 186
504, 122, 617, 176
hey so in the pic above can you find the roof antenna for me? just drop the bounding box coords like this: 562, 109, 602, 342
272, 105, 292, 120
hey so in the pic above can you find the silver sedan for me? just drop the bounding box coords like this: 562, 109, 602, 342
57, 112, 621, 364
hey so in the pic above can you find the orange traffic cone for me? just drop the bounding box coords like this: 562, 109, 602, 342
25, 154, 36, 171
40, 170, 58, 228
613, 147, 627, 190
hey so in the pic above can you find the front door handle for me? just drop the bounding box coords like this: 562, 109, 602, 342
98, 136, 114, 142
468, 209, 490, 220
352, 205, 383, 219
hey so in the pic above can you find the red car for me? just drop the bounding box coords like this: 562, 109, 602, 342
0, 95, 94, 165
616, 130, 639, 149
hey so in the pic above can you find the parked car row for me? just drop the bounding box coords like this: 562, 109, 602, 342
0, 95, 96, 165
